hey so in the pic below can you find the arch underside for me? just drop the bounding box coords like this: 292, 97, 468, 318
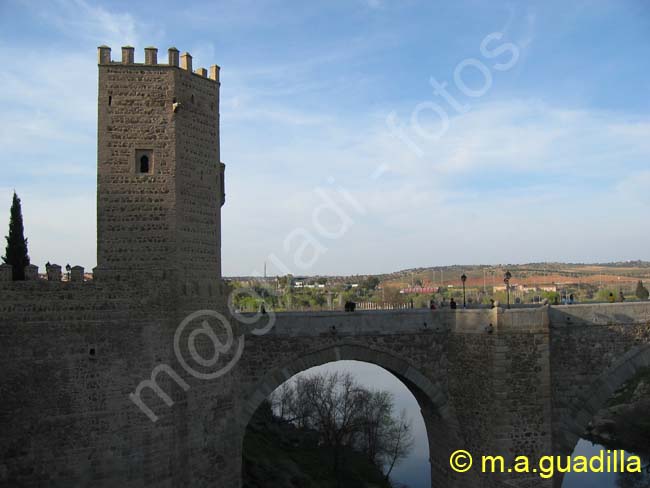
239, 341, 478, 488
553, 345, 650, 488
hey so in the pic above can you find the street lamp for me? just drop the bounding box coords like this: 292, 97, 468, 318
461, 273, 467, 308
504, 270, 512, 309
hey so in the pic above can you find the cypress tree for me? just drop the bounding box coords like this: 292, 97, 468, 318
635, 280, 649, 300
2, 192, 30, 280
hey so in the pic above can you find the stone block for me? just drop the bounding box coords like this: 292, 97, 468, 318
0, 263, 12, 281
24, 264, 38, 280
46, 263, 62, 281
144, 46, 158, 65
168, 47, 179, 66
181, 52, 192, 71
71, 265, 85, 282
121, 45, 134, 64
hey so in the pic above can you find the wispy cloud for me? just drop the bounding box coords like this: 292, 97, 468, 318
221, 97, 650, 274
372, 100, 650, 177
0, 0, 154, 268
616, 170, 650, 206
39, 0, 140, 47
363, 0, 384, 10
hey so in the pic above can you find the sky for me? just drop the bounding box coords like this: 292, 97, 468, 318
1, 0, 650, 276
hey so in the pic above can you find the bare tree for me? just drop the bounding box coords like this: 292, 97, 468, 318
270, 377, 313, 428
271, 371, 414, 483
382, 409, 414, 480
298, 372, 367, 484
270, 382, 293, 423
355, 389, 393, 465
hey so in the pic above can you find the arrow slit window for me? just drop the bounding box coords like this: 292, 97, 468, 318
135, 149, 153, 174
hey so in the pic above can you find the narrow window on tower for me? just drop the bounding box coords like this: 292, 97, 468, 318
140, 155, 149, 173
135, 149, 154, 174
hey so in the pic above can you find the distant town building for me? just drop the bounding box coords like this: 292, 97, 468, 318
493, 284, 558, 293
400, 286, 437, 294
539, 285, 558, 292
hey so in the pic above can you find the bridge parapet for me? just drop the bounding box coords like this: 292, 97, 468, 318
241, 303, 650, 337
240, 306, 551, 336
549, 301, 650, 327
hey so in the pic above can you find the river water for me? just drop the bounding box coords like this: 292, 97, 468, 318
284, 361, 647, 488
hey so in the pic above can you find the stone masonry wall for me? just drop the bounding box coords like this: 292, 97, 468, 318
97, 51, 223, 285
174, 68, 222, 283
0, 279, 239, 488
97, 64, 178, 274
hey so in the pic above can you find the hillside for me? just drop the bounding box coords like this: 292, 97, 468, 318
227, 261, 650, 289
378, 262, 650, 289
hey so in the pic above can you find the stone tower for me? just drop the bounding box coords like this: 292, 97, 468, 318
96, 45, 225, 285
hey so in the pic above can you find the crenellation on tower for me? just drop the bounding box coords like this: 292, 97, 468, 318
168, 47, 179, 66
121, 46, 135, 64
70, 265, 85, 282
180, 52, 192, 71
98, 45, 111, 64
144, 46, 158, 65
96, 45, 218, 83
24, 263, 38, 280
209, 64, 220, 82
46, 263, 62, 281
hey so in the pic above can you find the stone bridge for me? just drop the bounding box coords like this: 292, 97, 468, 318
239, 304, 650, 488
1, 43, 649, 488
1, 286, 649, 488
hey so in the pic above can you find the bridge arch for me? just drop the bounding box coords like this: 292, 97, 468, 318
238, 341, 469, 488
240, 342, 454, 426
557, 344, 650, 460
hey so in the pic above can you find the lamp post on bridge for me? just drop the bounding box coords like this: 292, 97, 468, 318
461, 273, 467, 309
504, 270, 512, 309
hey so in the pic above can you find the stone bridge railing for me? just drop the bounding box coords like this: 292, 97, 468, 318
239, 302, 650, 337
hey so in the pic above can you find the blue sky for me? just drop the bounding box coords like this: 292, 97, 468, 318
1, 0, 649, 276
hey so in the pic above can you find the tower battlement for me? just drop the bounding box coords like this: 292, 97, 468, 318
97, 45, 220, 82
